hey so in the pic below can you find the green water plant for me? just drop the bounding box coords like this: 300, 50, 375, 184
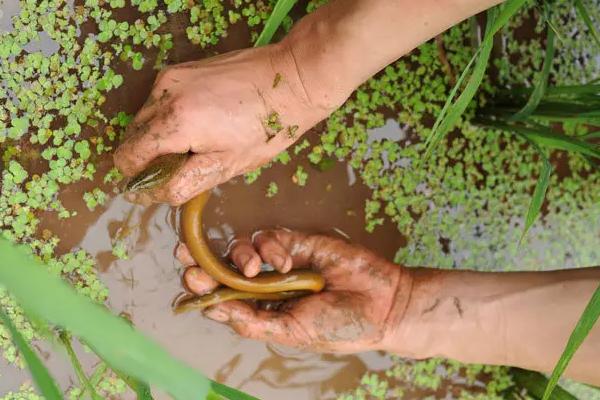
0, 239, 256, 400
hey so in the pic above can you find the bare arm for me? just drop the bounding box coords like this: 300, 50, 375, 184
384, 267, 600, 385
282, 0, 505, 110
114, 0, 503, 204
181, 229, 600, 386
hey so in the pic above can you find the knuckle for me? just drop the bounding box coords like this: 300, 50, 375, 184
233, 324, 253, 339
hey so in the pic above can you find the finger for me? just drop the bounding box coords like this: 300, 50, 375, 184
183, 266, 219, 295
204, 301, 311, 348
229, 238, 262, 278
253, 231, 293, 273
113, 110, 188, 178
175, 242, 195, 266
150, 152, 226, 206
254, 230, 366, 273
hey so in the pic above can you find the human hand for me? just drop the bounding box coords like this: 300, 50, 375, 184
114, 43, 343, 206
176, 229, 413, 353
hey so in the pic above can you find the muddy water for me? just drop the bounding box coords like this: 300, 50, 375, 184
80, 157, 401, 400
37, 152, 403, 399
0, 2, 406, 397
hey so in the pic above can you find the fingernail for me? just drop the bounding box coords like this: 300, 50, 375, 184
204, 307, 229, 322
272, 254, 285, 267
238, 254, 251, 268
186, 268, 199, 279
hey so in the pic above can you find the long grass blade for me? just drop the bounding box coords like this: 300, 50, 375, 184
511, 26, 556, 120
113, 369, 153, 400
487, 0, 529, 37
511, 368, 577, 400
574, 0, 600, 49
211, 381, 259, 400
254, 0, 297, 47
476, 118, 600, 159
424, 49, 480, 150
581, 130, 600, 140
0, 308, 62, 399
520, 154, 552, 243
424, 10, 496, 159
425, 0, 530, 158
59, 332, 103, 400
0, 239, 251, 400
543, 283, 600, 400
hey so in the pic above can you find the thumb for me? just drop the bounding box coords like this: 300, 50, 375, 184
152, 152, 226, 206
204, 301, 312, 348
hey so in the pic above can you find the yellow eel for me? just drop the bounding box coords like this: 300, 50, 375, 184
124, 153, 325, 313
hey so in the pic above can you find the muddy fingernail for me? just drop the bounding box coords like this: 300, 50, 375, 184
186, 267, 200, 279
272, 254, 285, 267
238, 254, 251, 268
204, 307, 229, 323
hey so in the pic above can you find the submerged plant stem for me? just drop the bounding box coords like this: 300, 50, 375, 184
59, 332, 101, 400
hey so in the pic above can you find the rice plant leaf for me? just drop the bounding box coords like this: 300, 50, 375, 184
423, 10, 496, 159
254, 0, 297, 47
476, 118, 600, 159
543, 283, 600, 400
113, 369, 153, 400
0, 308, 62, 399
574, 0, 600, 49
511, 368, 577, 400
520, 154, 552, 243
581, 130, 600, 140
487, 0, 528, 37
211, 381, 259, 400
511, 27, 556, 120
0, 239, 250, 400
425, 0, 529, 158
59, 332, 103, 400
424, 48, 480, 150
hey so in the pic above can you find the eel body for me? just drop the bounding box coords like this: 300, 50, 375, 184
125, 153, 325, 313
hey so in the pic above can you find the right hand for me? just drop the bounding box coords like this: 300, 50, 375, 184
113, 43, 341, 206
177, 229, 413, 353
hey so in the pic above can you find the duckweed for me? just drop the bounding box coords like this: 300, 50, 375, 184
1, 0, 599, 398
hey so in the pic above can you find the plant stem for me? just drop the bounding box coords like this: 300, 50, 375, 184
511, 368, 577, 400
59, 331, 102, 400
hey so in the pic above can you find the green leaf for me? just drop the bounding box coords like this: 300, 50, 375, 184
574, 0, 600, 49
132, 53, 144, 70
211, 381, 259, 400
486, 0, 528, 37
423, 49, 481, 151
476, 118, 600, 159
112, 74, 124, 88
511, 25, 555, 121
424, 9, 497, 159
511, 368, 577, 400
0, 308, 62, 399
59, 332, 102, 400
0, 239, 252, 400
543, 283, 600, 400
520, 152, 552, 243
74, 140, 92, 160
254, 0, 297, 47
8, 160, 28, 184
424, 0, 528, 159
113, 369, 154, 400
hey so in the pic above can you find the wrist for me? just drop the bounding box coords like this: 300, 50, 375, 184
382, 269, 507, 363
276, 5, 361, 114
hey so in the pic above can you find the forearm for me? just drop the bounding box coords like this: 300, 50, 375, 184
279, 0, 503, 110
383, 267, 600, 384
